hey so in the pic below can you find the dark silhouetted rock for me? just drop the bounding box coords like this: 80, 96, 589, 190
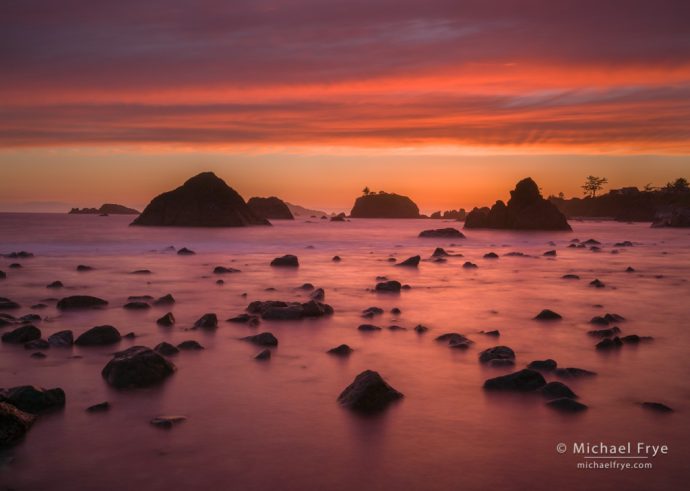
480, 330, 500, 337
414, 324, 429, 333
626, 266, 636, 272
483, 369, 546, 391
462, 261, 478, 269
46, 280, 64, 289
479, 346, 515, 364
541, 381, 576, 399
2, 325, 41, 344
242, 332, 278, 346
3, 251, 33, 259
432, 248, 450, 257
102, 346, 176, 388
247, 196, 294, 220
0, 402, 35, 446
465, 178, 571, 231
226, 313, 260, 326
0, 298, 20, 310
483, 252, 499, 259
70, 203, 139, 215
0, 270, 5, 279
86, 402, 110, 412
255, 348, 271, 360
270, 254, 299, 267
157, 312, 175, 327
311, 288, 325, 301
247, 300, 333, 320
75, 325, 121, 346
214, 266, 241, 274
358, 324, 382, 331
131, 172, 269, 227
590, 278, 605, 288
554, 367, 597, 378
177, 247, 195, 255
24, 339, 49, 350
0, 385, 65, 413
57, 295, 108, 310
155, 342, 179, 356
543, 250, 557, 257
419, 228, 465, 238
328, 344, 353, 356
150, 415, 186, 429
123, 301, 150, 310
337, 370, 403, 412
332, 255, 342, 262
562, 274, 580, 280
396, 255, 420, 267
177, 340, 204, 350
596, 337, 623, 350
76, 265, 93, 272
534, 309, 562, 321
375, 280, 401, 292
153, 294, 175, 306
641, 402, 673, 413
528, 359, 557, 371
350, 192, 420, 218
588, 326, 621, 337
547, 398, 588, 412
362, 306, 384, 318
130, 269, 152, 275
194, 313, 218, 329
48, 330, 73, 347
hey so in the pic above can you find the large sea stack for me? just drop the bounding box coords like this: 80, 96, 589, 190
350, 192, 420, 218
465, 178, 571, 231
131, 172, 270, 227
247, 197, 294, 220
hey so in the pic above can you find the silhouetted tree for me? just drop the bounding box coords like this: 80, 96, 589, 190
665, 177, 689, 192
582, 176, 608, 198
362, 187, 370, 196
643, 183, 654, 192
558, 192, 565, 199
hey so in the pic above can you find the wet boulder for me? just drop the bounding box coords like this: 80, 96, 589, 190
534, 309, 562, 321
479, 346, 515, 364
213, 266, 240, 274
153, 294, 176, 306
24, 339, 49, 350
154, 342, 179, 356
270, 255, 299, 267
546, 398, 588, 412
554, 367, 597, 378
337, 370, 403, 412
123, 301, 150, 310
419, 228, 465, 238
0, 385, 66, 413
587, 326, 621, 337
156, 312, 175, 327
48, 330, 73, 347
102, 346, 176, 388
177, 340, 204, 350
0, 402, 35, 446
362, 306, 384, 318
483, 369, 546, 391
75, 325, 121, 346
46, 281, 64, 289
527, 359, 557, 371
177, 247, 195, 255
641, 402, 673, 413
194, 313, 218, 329
396, 255, 420, 267
328, 344, 353, 356
375, 280, 402, 292
255, 349, 272, 360
2, 325, 41, 344
540, 381, 576, 399
241, 332, 278, 346
57, 295, 108, 310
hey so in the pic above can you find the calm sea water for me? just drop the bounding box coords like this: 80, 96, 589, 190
1, 213, 689, 491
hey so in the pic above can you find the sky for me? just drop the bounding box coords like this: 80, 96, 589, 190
1, 0, 689, 213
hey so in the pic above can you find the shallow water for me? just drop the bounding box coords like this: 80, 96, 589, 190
1, 214, 689, 491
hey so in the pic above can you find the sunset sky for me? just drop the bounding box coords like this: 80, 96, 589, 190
1, 0, 688, 213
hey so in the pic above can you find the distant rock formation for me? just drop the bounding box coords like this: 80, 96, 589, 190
247, 196, 294, 220
465, 178, 571, 231
430, 209, 466, 220
69, 203, 139, 215
350, 192, 420, 218
284, 202, 328, 218
651, 207, 690, 227
131, 172, 270, 227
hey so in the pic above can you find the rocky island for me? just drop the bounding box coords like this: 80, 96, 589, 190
247, 196, 294, 220
69, 204, 139, 215
349, 190, 420, 218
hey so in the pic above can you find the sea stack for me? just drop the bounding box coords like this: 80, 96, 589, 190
350, 191, 420, 218
131, 172, 270, 227
247, 197, 294, 220
464, 178, 571, 231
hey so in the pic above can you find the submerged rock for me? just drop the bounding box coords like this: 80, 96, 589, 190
590, 278, 606, 288
150, 415, 186, 428
57, 295, 108, 310
86, 402, 111, 412
641, 402, 673, 413
546, 398, 588, 412
24, 339, 49, 350
362, 306, 384, 318
46, 280, 64, 289
2, 325, 41, 344
419, 228, 465, 238
483, 369, 546, 391
131, 172, 269, 227
241, 332, 278, 346
562, 274, 580, 280
213, 266, 241, 274
177, 340, 204, 350
255, 349, 272, 360
595, 337, 623, 350
123, 301, 150, 310
540, 381, 576, 399
527, 359, 557, 371
48, 330, 74, 347
483, 252, 499, 259
102, 346, 176, 388
534, 309, 562, 321
270, 254, 299, 267
588, 326, 621, 337
0, 385, 66, 413
375, 280, 402, 292
479, 346, 516, 364
76, 265, 93, 272
0, 402, 35, 446
396, 255, 420, 267
414, 324, 429, 334
75, 325, 121, 346
327, 344, 353, 356
194, 313, 218, 329
156, 312, 176, 327
177, 247, 195, 255
155, 342, 180, 356
337, 370, 403, 412
554, 367, 597, 379
153, 294, 176, 306
462, 261, 478, 269
358, 324, 382, 331
247, 300, 334, 320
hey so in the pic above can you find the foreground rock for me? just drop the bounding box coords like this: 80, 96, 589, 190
328, 344, 353, 356
241, 332, 278, 346
131, 172, 270, 227
540, 382, 576, 399
75, 325, 121, 346
337, 370, 403, 412
102, 346, 176, 388
0, 402, 35, 446
546, 398, 588, 412
247, 300, 333, 320
375, 280, 402, 292
396, 255, 420, 267
479, 346, 515, 364
651, 207, 690, 228
534, 309, 562, 321
465, 178, 571, 231
270, 254, 299, 267
483, 369, 546, 391
2, 325, 41, 344
349, 192, 420, 218
194, 313, 218, 329
247, 196, 294, 220
0, 386, 66, 413
150, 415, 186, 429
419, 228, 465, 238
57, 295, 108, 310
48, 330, 74, 347
641, 402, 673, 413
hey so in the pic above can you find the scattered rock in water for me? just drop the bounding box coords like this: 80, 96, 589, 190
0, 270, 6, 279
596, 337, 623, 350
194, 313, 218, 329
57, 295, 108, 310
541, 381, 577, 399
123, 301, 150, 310
75, 325, 121, 346
216, 279, 225, 285
388, 325, 406, 331
621, 334, 653, 344
641, 402, 673, 413
155, 342, 180, 356
86, 401, 110, 412
2, 325, 41, 344
177, 340, 204, 350
479, 346, 515, 364
310, 288, 325, 301
588, 326, 621, 337
534, 309, 562, 321
562, 274, 580, 280
337, 370, 403, 412
590, 313, 625, 325
414, 324, 429, 334
153, 294, 175, 306
328, 344, 353, 356
590, 279, 605, 288
527, 359, 558, 371
102, 346, 176, 388
419, 228, 465, 238
362, 306, 384, 318
255, 349, 271, 360
156, 312, 176, 327
30, 352, 47, 358
76, 265, 93, 272
241, 332, 278, 346
358, 324, 382, 332
504, 252, 528, 257
299, 283, 315, 290
480, 330, 500, 337
19, 314, 41, 323
432, 248, 450, 257
128, 295, 153, 302
0, 298, 21, 310
177, 247, 195, 255
226, 313, 260, 326
396, 255, 420, 267
47, 330, 73, 347
626, 266, 636, 272
332, 255, 342, 262
462, 261, 478, 269
3, 251, 34, 259
129, 269, 152, 275
543, 250, 557, 257
483, 252, 499, 259
375, 280, 402, 292
436, 333, 473, 349
546, 398, 588, 412
24, 339, 49, 350
554, 367, 597, 379
213, 266, 240, 274
270, 255, 299, 267
488, 358, 515, 367
483, 369, 546, 391
391, 307, 401, 315
46, 280, 64, 289
583, 239, 601, 245
247, 300, 333, 320
0, 402, 35, 446
0, 385, 66, 413
150, 415, 186, 429
615, 241, 633, 247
